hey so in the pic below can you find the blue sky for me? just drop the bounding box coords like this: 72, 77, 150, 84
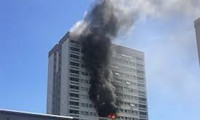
0, 0, 200, 120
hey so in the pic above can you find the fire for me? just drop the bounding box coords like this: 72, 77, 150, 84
108, 113, 117, 120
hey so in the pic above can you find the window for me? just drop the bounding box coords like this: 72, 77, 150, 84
70, 93, 79, 98
137, 70, 144, 74
81, 87, 89, 91
139, 97, 146, 102
70, 40, 79, 44
70, 62, 79, 67
139, 104, 146, 109
140, 112, 147, 115
138, 90, 146, 94
138, 83, 145, 87
81, 72, 89, 76
70, 47, 80, 52
137, 77, 144, 80
70, 101, 79, 106
81, 79, 89, 84
81, 111, 89, 115
70, 54, 79, 59
69, 109, 79, 114
70, 85, 79, 90
70, 77, 79, 82
70, 69, 79, 75
81, 95, 89, 99
136, 63, 144, 67
136, 57, 143, 61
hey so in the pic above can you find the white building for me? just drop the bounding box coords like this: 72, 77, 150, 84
194, 18, 200, 64
47, 32, 148, 120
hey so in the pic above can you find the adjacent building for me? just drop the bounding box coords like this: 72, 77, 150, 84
194, 17, 200, 64
47, 32, 148, 120
0, 109, 73, 120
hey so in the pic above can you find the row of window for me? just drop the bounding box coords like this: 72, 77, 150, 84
69, 93, 89, 99
81, 71, 90, 76
113, 57, 136, 66
119, 101, 138, 107
69, 101, 94, 108
114, 78, 137, 86
113, 71, 136, 79
81, 111, 97, 116
70, 70, 144, 84
115, 85, 137, 93
111, 64, 137, 73
114, 53, 135, 61
119, 108, 138, 115
69, 109, 98, 117
116, 93, 138, 100
81, 102, 93, 108
81, 79, 90, 84
118, 116, 139, 120
70, 77, 90, 84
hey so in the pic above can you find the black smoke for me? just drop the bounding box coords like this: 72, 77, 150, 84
71, 0, 135, 117
81, 33, 117, 117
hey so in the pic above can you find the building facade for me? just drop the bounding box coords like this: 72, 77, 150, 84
47, 32, 148, 120
0, 109, 73, 120
194, 18, 200, 64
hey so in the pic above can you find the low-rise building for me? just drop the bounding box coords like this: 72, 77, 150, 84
0, 109, 73, 120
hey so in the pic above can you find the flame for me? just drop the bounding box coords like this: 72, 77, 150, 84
108, 113, 117, 120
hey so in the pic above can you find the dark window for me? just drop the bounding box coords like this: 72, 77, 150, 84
70, 54, 79, 59
70, 77, 79, 82
138, 90, 146, 94
139, 104, 146, 109
140, 112, 147, 115
69, 109, 79, 114
70, 62, 79, 67
70, 47, 80, 52
70, 69, 79, 74
70, 40, 79, 44
139, 97, 146, 102
70, 93, 79, 98
70, 85, 79, 90
70, 101, 79, 106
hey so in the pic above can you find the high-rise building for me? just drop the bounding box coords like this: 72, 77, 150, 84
47, 32, 148, 120
194, 18, 200, 64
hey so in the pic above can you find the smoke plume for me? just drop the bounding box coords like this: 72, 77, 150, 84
70, 0, 200, 117
70, 0, 136, 117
